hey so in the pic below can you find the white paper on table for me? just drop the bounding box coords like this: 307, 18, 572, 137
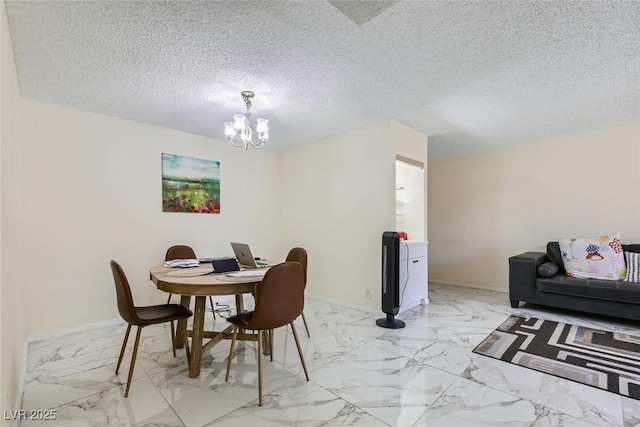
226, 270, 268, 277
162, 259, 200, 268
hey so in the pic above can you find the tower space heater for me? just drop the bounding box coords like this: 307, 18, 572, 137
376, 231, 406, 329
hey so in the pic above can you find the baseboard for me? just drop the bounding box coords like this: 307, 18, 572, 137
429, 279, 508, 294
26, 317, 124, 344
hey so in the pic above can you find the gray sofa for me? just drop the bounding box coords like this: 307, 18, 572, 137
509, 242, 640, 322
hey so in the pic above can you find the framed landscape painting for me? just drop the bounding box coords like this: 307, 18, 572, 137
161, 153, 220, 214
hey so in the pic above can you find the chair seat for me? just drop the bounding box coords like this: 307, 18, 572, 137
134, 304, 193, 325
228, 311, 254, 328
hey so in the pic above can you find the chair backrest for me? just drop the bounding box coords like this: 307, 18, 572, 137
165, 245, 196, 261
110, 260, 140, 324
285, 247, 307, 286
247, 262, 305, 330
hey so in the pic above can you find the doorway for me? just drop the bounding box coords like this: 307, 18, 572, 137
395, 155, 425, 240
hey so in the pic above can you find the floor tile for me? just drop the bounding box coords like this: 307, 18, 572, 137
369, 315, 497, 376
26, 323, 129, 373
149, 346, 302, 427
462, 353, 623, 427
310, 341, 458, 427
19, 377, 183, 427
270, 322, 371, 373
25, 342, 129, 387
414, 377, 599, 426
622, 397, 640, 427
303, 298, 376, 328
205, 380, 388, 426
22, 360, 147, 412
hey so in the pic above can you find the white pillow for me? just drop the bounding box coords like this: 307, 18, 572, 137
558, 233, 626, 280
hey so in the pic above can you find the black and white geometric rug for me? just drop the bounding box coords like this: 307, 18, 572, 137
473, 315, 640, 400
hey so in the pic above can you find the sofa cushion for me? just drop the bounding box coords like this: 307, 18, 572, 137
546, 242, 565, 273
537, 262, 560, 278
537, 275, 640, 304
559, 233, 626, 280
625, 251, 640, 283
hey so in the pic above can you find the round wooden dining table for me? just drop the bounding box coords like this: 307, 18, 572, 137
149, 263, 265, 378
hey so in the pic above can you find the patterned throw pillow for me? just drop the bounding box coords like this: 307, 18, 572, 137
558, 233, 627, 280
625, 251, 640, 283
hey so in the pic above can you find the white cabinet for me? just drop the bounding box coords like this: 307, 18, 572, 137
398, 240, 428, 313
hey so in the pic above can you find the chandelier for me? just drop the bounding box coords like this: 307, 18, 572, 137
223, 91, 269, 149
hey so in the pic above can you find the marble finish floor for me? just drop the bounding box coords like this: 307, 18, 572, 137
20, 283, 640, 427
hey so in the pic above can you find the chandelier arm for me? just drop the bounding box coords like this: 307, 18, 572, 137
228, 137, 245, 148
250, 139, 265, 149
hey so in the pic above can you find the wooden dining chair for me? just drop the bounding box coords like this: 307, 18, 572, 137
165, 245, 216, 321
225, 262, 309, 406
110, 260, 193, 397
285, 247, 310, 337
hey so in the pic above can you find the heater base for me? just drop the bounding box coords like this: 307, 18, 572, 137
376, 314, 405, 329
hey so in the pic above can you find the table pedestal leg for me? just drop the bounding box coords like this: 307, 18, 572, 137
174, 295, 191, 349
189, 296, 206, 378
234, 294, 244, 314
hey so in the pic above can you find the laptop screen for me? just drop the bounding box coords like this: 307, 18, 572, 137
230, 242, 257, 268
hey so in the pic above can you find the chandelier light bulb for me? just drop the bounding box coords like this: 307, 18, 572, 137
233, 114, 246, 131
224, 121, 237, 138
256, 118, 269, 133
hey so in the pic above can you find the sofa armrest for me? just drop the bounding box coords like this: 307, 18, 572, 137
509, 252, 549, 307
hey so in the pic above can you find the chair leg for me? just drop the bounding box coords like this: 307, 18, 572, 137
269, 329, 274, 362
183, 321, 191, 370
125, 326, 143, 397
257, 330, 263, 406
209, 296, 216, 320
115, 324, 132, 374
290, 322, 309, 381
225, 325, 238, 381
170, 320, 176, 357
167, 294, 175, 346
301, 312, 310, 338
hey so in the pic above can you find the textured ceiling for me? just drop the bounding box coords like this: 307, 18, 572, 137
5, 1, 640, 158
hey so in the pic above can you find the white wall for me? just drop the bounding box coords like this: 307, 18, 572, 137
279, 121, 394, 309
1, 0, 26, 421
19, 99, 282, 335
428, 125, 640, 290
279, 120, 427, 310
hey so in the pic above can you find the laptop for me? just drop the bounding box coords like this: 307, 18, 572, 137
230, 242, 274, 268
211, 257, 240, 273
